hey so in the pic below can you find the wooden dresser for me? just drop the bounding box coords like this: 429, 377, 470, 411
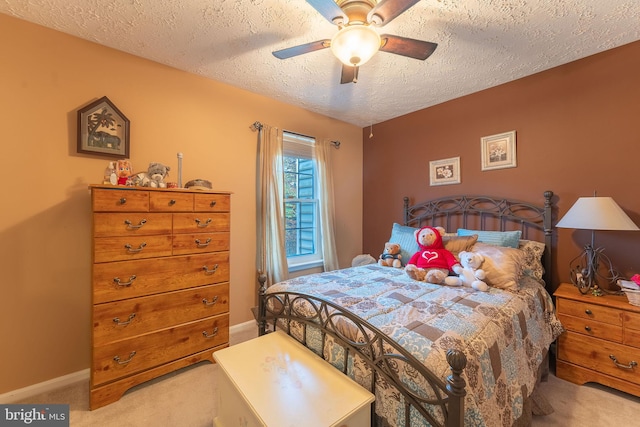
555, 283, 640, 396
90, 185, 231, 409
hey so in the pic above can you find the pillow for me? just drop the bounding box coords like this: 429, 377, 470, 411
471, 242, 525, 290
388, 223, 419, 266
457, 228, 522, 248
518, 239, 546, 281
442, 234, 478, 260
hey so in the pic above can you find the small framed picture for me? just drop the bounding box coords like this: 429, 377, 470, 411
429, 156, 460, 186
77, 96, 130, 158
481, 130, 516, 171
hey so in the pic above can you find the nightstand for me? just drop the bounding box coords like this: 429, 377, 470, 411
555, 283, 640, 396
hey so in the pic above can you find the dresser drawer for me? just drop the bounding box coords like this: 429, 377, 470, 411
93, 235, 173, 263
93, 252, 230, 303
92, 314, 229, 386
556, 298, 622, 326
93, 189, 149, 212
93, 213, 172, 237
625, 329, 640, 349
93, 283, 229, 344
150, 192, 193, 212
558, 332, 640, 386
173, 213, 230, 233
194, 193, 230, 212
172, 232, 230, 255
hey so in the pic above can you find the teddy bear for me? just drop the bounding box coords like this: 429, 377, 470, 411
130, 162, 171, 188
115, 159, 133, 185
451, 251, 489, 291
378, 242, 402, 268
405, 226, 461, 286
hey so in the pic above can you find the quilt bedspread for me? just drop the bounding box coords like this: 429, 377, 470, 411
268, 264, 563, 427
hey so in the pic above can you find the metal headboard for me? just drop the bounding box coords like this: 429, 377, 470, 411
403, 191, 554, 291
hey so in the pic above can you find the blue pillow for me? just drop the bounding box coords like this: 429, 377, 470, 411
388, 223, 419, 266
457, 228, 521, 248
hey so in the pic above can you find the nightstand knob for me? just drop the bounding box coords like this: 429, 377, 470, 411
585, 309, 592, 315
584, 325, 591, 332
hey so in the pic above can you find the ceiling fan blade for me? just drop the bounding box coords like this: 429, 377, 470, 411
306, 0, 348, 25
379, 35, 437, 60
340, 65, 359, 84
273, 40, 330, 59
368, 0, 420, 26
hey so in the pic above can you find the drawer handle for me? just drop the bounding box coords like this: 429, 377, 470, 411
113, 313, 136, 326
210, 201, 217, 208
195, 238, 212, 248
119, 197, 127, 205
584, 325, 591, 332
113, 275, 137, 287
125, 242, 147, 253
585, 309, 593, 315
124, 219, 147, 229
195, 218, 212, 228
203, 296, 219, 306
202, 264, 219, 275
169, 199, 176, 206
609, 354, 638, 370
113, 351, 136, 365
202, 327, 219, 339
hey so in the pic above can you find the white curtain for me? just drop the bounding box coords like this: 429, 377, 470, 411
256, 124, 288, 286
316, 138, 339, 271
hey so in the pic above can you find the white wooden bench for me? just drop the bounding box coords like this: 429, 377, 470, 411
213, 330, 375, 427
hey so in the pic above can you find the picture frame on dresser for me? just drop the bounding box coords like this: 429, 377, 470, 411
77, 96, 130, 158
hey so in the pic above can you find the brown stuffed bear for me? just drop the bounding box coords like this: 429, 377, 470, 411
378, 242, 402, 268
405, 226, 461, 285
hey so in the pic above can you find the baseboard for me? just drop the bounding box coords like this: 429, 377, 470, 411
0, 320, 258, 403
0, 369, 90, 404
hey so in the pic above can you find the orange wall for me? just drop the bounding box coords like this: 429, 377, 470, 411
0, 14, 363, 394
363, 40, 640, 290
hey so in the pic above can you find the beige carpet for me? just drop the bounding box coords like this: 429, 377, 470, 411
14, 330, 640, 426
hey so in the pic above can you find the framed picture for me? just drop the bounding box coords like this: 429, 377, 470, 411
429, 156, 460, 186
481, 130, 516, 171
77, 96, 130, 158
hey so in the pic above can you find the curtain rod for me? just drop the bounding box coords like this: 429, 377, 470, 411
251, 121, 339, 148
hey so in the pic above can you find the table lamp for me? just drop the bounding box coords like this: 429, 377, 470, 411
556, 195, 639, 294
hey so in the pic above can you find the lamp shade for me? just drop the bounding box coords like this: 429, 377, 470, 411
556, 197, 639, 231
330, 25, 381, 67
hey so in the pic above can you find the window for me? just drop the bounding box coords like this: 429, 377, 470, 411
283, 131, 322, 270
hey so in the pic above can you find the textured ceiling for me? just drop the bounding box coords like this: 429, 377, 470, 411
2, 0, 640, 127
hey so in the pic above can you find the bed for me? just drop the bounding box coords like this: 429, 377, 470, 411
256, 191, 563, 427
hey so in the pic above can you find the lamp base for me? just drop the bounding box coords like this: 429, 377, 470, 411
569, 245, 622, 296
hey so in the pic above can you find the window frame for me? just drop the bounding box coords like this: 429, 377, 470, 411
282, 131, 323, 271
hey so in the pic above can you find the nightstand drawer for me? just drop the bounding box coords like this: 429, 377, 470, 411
556, 298, 622, 326
558, 332, 640, 386
557, 313, 622, 342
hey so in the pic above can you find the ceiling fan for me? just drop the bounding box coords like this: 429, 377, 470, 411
273, 0, 437, 84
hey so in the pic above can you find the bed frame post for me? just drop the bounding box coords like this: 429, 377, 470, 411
445, 349, 467, 427
542, 190, 554, 291
257, 272, 268, 336
403, 196, 410, 225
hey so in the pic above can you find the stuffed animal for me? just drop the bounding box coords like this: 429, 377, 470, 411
405, 226, 461, 285
115, 159, 133, 185
146, 162, 170, 188
130, 162, 171, 188
451, 251, 489, 291
378, 242, 402, 268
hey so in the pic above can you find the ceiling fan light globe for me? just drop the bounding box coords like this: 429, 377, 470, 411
330, 25, 380, 67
